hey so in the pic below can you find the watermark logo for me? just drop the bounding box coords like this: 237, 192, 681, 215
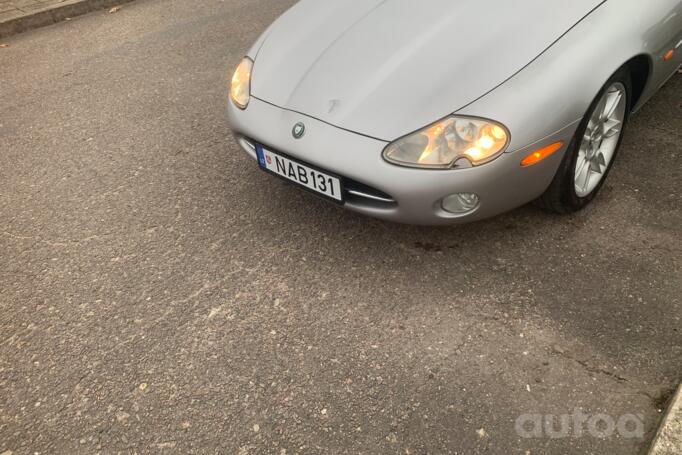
515, 410, 644, 439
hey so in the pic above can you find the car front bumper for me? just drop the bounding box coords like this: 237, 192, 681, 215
228, 97, 578, 225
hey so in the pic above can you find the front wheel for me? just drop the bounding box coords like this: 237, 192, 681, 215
537, 68, 631, 213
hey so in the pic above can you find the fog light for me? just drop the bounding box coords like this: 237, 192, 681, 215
441, 193, 480, 214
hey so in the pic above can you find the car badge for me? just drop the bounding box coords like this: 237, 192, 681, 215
292, 122, 306, 139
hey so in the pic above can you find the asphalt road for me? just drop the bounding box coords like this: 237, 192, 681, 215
1, 0, 680, 453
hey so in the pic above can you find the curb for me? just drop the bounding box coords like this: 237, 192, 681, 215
0, 0, 136, 39
648, 383, 682, 455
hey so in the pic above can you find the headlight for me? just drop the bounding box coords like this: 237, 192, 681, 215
230, 57, 253, 109
383, 116, 510, 169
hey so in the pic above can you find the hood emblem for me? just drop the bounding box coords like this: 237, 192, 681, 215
292, 122, 306, 139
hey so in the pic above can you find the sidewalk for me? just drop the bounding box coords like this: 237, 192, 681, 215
649, 384, 682, 455
0, 0, 133, 38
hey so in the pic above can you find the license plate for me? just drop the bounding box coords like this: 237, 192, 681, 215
255, 144, 343, 202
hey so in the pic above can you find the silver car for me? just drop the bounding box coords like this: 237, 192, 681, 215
227, 0, 682, 225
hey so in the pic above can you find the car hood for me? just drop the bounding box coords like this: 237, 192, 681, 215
251, 0, 604, 141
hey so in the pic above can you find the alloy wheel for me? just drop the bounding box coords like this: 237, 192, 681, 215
574, 82, 627, 197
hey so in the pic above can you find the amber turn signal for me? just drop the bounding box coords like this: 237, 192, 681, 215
663, 49, 674, 61
521, 142, 563, 167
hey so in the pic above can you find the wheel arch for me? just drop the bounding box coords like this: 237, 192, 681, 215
623, 54, 653, 110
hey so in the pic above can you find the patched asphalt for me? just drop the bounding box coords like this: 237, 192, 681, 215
0, 1, 680, 453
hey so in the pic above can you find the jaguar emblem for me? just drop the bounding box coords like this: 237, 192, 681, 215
292, 122, 306, 139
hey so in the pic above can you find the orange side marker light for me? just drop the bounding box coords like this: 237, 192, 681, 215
521, 142, 564, 167
663, 49, 675, 61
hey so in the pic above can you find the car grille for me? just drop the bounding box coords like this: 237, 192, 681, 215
343, 179, 396, 208
240, 136, 396, 208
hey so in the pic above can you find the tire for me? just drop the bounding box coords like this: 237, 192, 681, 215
536, 67, 632, 213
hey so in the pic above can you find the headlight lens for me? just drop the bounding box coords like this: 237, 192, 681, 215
383, 116, 510, 168
230, 57, 253, 109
